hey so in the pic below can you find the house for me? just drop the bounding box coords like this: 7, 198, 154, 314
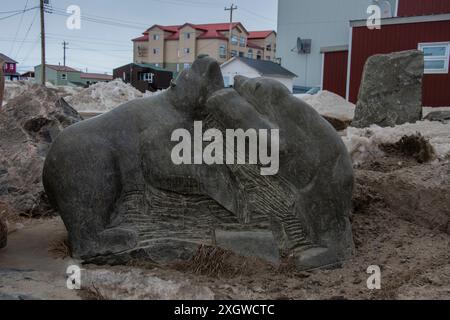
35, 64, 81, 86
220, 57, 297, 92
113, 63, 173, 92
80, 73, 113, 86
322, 1, 450, 107
34, 64, 113, 87
278, 0, 450, 106
277, 0, 379, 92
20, 71, 35, 80
247, 31, 277, 61
132, 22, 277, 75
0, 53, 20, 81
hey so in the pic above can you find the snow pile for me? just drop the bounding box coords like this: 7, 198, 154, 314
66, 79, 162, 113
295, 91, 355, 120
343, 121, 450, 165
3, 80, 82, 106
4, 80, 34, 105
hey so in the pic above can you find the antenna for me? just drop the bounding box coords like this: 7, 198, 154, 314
293, 37, 312, 54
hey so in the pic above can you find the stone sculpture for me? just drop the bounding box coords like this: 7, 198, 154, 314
43, 56, 354, 270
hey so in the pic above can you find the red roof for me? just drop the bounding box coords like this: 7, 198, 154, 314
133, 22, 248, 42
248, 30, 275, 39
80, 73, 113, 81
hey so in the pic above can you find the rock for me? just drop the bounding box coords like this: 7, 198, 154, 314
352, 50, 424, 128
298, 91, 355, 131
0, 85, 82, 215
423, 111, 450, 123
322, 115, 352, 131
43, 57, 354, 271
83, 268, 215, 300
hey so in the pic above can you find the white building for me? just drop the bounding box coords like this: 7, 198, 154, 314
220, 57, 297, 93
277, 0, 398, 92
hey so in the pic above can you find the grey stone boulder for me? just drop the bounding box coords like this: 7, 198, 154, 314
43, 56, 354, 271
352, 50, 424, 128
423, 110, 450, 123
0, 85, 82, 215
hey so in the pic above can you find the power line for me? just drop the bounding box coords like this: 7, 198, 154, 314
14, 7, 39, 60
0, 6, 37, 21
9, 0, 30, 56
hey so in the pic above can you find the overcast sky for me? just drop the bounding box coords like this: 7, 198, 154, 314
0, 0, 278, 74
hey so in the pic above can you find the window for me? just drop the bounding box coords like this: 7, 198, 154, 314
257, 51, 262, 60
239, 36, 246, 47
266, 44, 272, 51
184, 63, 191, 70
153, 48, 160, 55
176, 64, 181, 72
230, 50, 237, 57
219, 44, 227, 58
247, 49, 253, 59
418, 42, 450, 74
139, 72, 154, 83
184, 32, 191, 40
122, 72, 126, 81
61, 73, 67, 80
184, 48, 190, 54
266, 56, 271, 61
239, 51, 244, 57
231, 34, 238, 45
153, 34, 160, 41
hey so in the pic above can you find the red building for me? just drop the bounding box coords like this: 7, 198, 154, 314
0, 53, 19, 81
321, 1, 450, 107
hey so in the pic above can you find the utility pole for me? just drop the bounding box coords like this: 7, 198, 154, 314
225, 3, 237, 60
40, 0, 46, 85
62, 41, 69, 66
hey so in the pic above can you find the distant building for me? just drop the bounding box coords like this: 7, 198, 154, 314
278, 0, 450, 106
20, 71, 35, 80
0, 53, 20, 81
220, 57, 297, 92
247, 31, 277, 61
132, 22, 277, 75
80, 72, 113, 86
34, 64, 112, 86
113, 63, 173, 92
277, 0, 378, 92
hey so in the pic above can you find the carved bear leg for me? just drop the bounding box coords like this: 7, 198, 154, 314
43, 133, 138, 259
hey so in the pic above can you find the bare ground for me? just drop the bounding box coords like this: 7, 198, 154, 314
0, 148, 449, 300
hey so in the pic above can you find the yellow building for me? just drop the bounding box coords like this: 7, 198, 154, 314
132, 22, 277, 74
